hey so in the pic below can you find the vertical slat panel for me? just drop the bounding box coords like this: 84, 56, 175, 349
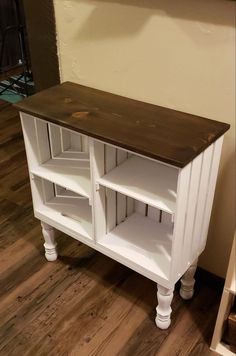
147, 206, 159, 221
117, 192, 127, 224
161, 211, 173, 226
191, 144, 214, 261
81, 136, 89, 153
135, 200, 146, 216
34, 119, 51, 164
116, 148, 127, 224
48, 124, 61, 157
105, 145, 117, 233
170, 164, 191, 283
181, 154, 202, 273
42, 179, 54, 203
70, 131, 82, 151
126, 197, 134, 217
20, 113, 39, 169
199, 137, 224, 253
90, 139, 106, 241
30, 176, 44, 212
117, 148, 127, 165
61, 129, 70, 151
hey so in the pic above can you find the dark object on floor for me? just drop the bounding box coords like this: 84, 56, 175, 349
0, 0, 31, 96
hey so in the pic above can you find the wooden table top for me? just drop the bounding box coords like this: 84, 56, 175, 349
15, 82, 230, 168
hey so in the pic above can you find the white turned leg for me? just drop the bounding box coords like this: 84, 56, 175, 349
180, 259, 198, 300
41, 222, 58, 261
155, 284, 174, 329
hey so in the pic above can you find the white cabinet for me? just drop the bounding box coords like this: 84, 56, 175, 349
16, 82, 230, 329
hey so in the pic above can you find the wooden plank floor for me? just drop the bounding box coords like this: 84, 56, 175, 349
0, 99, 221, 356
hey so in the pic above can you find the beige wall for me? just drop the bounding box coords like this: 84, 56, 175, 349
53, 0, 235, 278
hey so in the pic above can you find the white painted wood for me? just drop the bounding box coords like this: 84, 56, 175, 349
98, 212, 173, 281
117, 148, 127, 165
57, 151, 89, 160
156, 285, 174, 329
41, 222, 58, 261
61, 128, 71, 151
226, 237, 236, 295
90, 139, 106, 241
41, 157, 89, 169
181, 154, 202, 273
31, 165, 90, 198
70, 131, 82, 151
48, 124, 61, 157
180, 259, 198, 300
147, 206, 159, 221
54, 185, 82, 198
214, 342, 236, 356
34, 119, 51, 164
105, 145, 116, 233
170, 163, 191, 283
126, 197, 134, 217
116, 149, 127, 224
117, 192, 126, 224
134, 200, 146, 216
81, 136, 89, 153
98, 155, 178, 214
191, 144, 214, 262
161, 211, 173, 226
34, 177, 92, 239
41, 177, 54, 202
199, 137, 224, 253
20, 113, 39, 169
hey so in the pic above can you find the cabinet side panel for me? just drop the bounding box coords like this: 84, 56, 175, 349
181, 154, 203, 274
20, 112, 39, 170
199, 137, 224, 253
191, 144, 214, 262
170, 164, 191, 283
34, 119, 51, 164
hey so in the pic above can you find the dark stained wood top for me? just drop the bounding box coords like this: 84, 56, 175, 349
14, 82, 230, 168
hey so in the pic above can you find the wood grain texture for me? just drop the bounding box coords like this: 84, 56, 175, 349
14, 82, 230, 168
0, 100, 221, 355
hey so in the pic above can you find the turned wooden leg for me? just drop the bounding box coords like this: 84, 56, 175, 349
155, 284, 174, 329
180, 259, 198, 300
41, 222, 58, 261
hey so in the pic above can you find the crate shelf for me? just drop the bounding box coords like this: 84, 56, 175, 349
32, 177, 93, 240
98, 212, 173, 281
98, 155, 178, 214
31, 163, 90, 198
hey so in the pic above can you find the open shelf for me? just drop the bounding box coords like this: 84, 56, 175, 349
31, 164, 90, 198
32, 177, 93, 240
98, 155, 178, 214
98, 212, 173, 281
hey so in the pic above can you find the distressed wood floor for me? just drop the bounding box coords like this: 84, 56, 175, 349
0, 99, 220, 356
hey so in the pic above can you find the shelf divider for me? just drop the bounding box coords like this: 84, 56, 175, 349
98, 155, 178, 214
